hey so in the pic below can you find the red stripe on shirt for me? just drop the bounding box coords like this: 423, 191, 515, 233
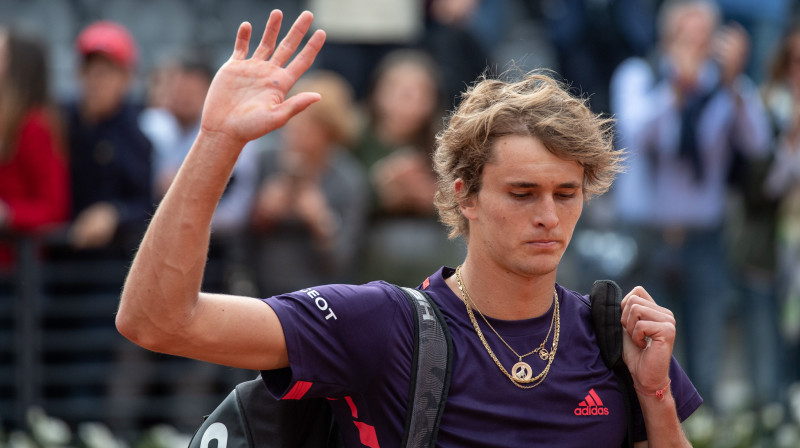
283, 381, 313, 400
345, 396, 358, 418
354, 421, 381, 448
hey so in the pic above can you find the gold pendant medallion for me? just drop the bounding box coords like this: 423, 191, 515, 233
512, 361, 533, 381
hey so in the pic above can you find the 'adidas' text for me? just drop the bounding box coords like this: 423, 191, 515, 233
574, 389, 610, 416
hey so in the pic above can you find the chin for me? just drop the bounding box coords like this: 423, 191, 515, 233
510, 257, 560, 278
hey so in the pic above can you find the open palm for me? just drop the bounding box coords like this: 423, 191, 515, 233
201, 10, 326, 146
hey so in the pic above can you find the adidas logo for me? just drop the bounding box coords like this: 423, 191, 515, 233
573, 389, 610, 416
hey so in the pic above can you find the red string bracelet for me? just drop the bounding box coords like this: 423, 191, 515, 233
634, 379, 671, 401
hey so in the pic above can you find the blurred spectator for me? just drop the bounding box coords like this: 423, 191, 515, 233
427, 0, 509, 54
610, 0, 772, 409
309, 0, 495, 105
422, 0, 496, 105
762, 19, 800, 388
138, 48, 261, 239
140, 49, 214, 199
717, 0, 792, 83
354, 50, 441, 212
247, 71, 368, 296
543, 0, 658, 114
353, 50, 464, 285
0, 28, 70, 267
309, 0, 423, 99
62, 21, 152, 256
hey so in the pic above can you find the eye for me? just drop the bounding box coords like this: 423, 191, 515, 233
555, 190, 578, 200
509, 192, 530, 199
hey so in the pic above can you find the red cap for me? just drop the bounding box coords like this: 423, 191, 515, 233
75, 21, 138, 69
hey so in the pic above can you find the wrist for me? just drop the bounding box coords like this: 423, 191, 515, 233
197, 127, 248, 153
634, 379, 672, 401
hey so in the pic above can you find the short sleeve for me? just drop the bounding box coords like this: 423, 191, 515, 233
260, 282, 413, 400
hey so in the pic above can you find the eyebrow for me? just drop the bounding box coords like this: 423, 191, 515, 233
507, 181, 582, 189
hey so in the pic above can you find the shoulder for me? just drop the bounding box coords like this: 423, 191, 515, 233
264, 281, 414, 326
139, 107, 179, 142
17, 109, 51, 137
16, 109, 62, 153
293, 281, 408, 303
557, 283, 592, 314
612, 56, 655, 84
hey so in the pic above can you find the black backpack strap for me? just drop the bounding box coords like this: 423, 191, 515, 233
396, 286, 453, 448
590, 279, 639, 448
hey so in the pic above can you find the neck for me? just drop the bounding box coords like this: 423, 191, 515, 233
448, 257, 557, 321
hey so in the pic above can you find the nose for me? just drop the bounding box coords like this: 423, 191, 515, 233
532, 197, 559, 229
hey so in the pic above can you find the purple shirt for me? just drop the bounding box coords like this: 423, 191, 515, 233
262, 266, 702, 446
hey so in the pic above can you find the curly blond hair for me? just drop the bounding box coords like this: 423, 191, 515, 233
433, 71, 624, 239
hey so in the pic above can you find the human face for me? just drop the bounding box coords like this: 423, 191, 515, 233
166, 69, 210, 128
374, 62, 437, 143
460, 135, 584, 278
79, 54, 130, 121
282, 109, 332, 166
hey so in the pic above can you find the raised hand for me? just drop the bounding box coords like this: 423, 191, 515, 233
200, 10, 326, 146
620, 286, 676, 394
713, 23, 750, 87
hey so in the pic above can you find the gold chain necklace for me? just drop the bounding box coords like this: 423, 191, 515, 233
455, 265, 560, 389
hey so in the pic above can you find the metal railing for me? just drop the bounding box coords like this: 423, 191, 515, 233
0, 230, 253, 439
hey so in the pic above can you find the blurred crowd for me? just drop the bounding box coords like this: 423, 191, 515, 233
3, 0, 800, 444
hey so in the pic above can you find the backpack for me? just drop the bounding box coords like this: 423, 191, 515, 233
188, 281, 638, 448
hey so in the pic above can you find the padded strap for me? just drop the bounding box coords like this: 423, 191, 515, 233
397, 286, 453, 448
590, 280, 624, 370
590, 279, 637, 448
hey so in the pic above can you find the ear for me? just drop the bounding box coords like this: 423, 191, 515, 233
454, 178, 478, 220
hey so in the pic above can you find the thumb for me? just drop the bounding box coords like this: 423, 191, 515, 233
271, 92, 321, 126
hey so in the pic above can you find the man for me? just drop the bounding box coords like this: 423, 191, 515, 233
140, 49, 259, 236
116, 10, 701, 446
142, 49, 216, 199
610, 0, 772, 407
64, 20, 153, 254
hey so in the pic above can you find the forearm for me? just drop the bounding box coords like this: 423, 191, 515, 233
117, 129, 243, 348
638, 388, 691, 447
620, 287, 689, 447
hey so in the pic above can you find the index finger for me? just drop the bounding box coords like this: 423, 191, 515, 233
622, 286, 655, 307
